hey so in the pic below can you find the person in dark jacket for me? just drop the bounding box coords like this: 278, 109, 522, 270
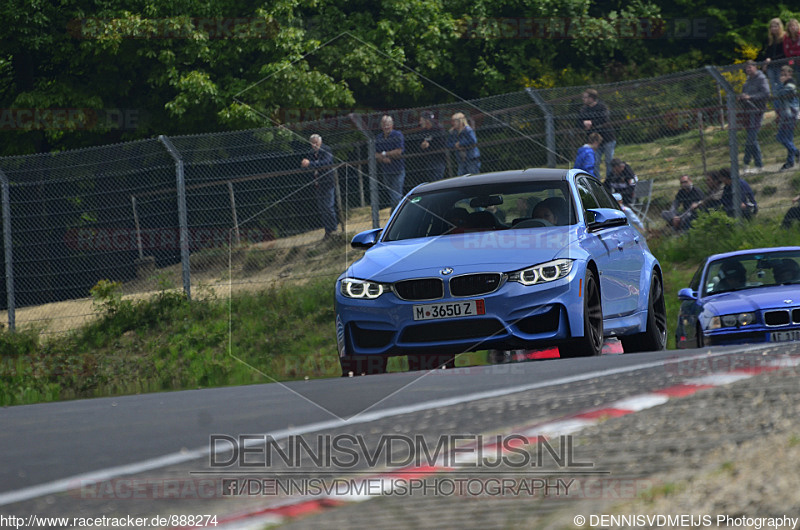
738, 61, 770, 173
578, 88, 616, 178
660, 175, 705, 232
758, 17, 786, 94
415, 111, 447, 182
718, 168, 758, 220
605, 158, 638, 205
301, 134, 338, 239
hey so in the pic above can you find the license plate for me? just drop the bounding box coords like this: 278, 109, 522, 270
413, 300, 485, 321
769, 330, 800, 343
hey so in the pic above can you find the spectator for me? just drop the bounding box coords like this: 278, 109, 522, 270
758, 18, 786, 93
660, 175, 705, 232
301, 134, 339, 240
698, 169, 725, 213
784, 18, 800, 81
575, 132, 602, 177
738, 60, 770, 174
447, 112, 480, 176
718, 168, 758, 220
780, 194, 800, 228
774, 65, 800, 171
375, 115, 406, 210
578, 88, 616, 178
416, 111, 447, 181
605, 158, 638, 205
613, 193, 646, 235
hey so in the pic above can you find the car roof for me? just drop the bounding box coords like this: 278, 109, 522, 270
411, 168, 586, 194
706, 246, 800, 263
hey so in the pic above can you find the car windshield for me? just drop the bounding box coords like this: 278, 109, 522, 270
703, 250, 800, 296
383, 181, 575, 242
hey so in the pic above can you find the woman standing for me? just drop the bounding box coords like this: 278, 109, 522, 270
447, 112, 480, 176
759, 18, 785, 92
784, 18, 800, 83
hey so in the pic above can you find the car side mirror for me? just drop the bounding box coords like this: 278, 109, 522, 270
351, 228, 382, 249
586, 208, 628, 231
677, 288, 697, 301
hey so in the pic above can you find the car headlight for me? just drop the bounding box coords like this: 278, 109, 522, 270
508, 259, 573, 286
707, 312, 756, 330
340, 278, 389, 299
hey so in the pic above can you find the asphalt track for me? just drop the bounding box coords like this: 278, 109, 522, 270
0, 344, 768, 508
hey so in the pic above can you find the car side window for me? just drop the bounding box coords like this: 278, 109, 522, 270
576, 177, 599, 223
587, 178, 618, 210
689, 262, 704, 292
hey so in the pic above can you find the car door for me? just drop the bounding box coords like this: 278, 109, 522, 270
576, 176, 640, 318
586, 177, 645, 316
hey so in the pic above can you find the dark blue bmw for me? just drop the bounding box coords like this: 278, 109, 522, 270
676, 247, 800, 348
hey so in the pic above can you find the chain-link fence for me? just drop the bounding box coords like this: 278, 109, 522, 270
2, 60, 799, 333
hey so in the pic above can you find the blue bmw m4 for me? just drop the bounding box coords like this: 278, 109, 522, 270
335, 169, 666, 375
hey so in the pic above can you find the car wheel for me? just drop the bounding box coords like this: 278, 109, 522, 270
621, 272, 667, 353
407, 354, 456, 371
340, 355, 388, 376
562, 269, 603, 358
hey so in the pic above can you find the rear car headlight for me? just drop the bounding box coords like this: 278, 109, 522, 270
508, 259, 573, 286
708, 312, 756, 330
340, 278, 389, 299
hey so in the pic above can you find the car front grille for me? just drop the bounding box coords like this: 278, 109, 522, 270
400, 319, 506, 343
449, 273, 502, 297
393, 278, 444, 301
764, 309, 800, 327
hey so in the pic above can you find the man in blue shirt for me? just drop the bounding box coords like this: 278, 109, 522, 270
375, 115, 406, 210
575, 133, 602, 177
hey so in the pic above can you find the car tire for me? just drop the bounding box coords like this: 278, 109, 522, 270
696, 323, 705, 348
340, 355, 387, 376
407, 354, 456, 371
562, 269, 603, 358
621, 272, 667, 353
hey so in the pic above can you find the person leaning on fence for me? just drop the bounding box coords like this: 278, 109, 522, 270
578, 88, 616, 179
575, 132, 602, 178
774, 65, 800, 171
375, 115, 406, 210
605, 158, 638, 205
718, 168, 758, 220
780, 194, 800, 229
660, 175, 704, 232
301, 134, 339, 240
447, 112, 480, 176
759, 18, 786, 94
738, 60, 770, 174
416, 111, 447, 181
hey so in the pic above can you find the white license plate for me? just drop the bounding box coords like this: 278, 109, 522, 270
413, 300, 485, 321
769, 330, 800, 343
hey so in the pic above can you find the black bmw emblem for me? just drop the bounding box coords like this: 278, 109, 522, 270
440, 267, 454, 275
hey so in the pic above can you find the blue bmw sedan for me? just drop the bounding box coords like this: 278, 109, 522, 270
676, 247, 800, 348
335, 169, 666, 375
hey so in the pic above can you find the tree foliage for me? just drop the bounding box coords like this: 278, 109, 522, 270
0, 0, 796, 155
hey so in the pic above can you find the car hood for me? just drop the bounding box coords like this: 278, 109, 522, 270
346, 227, 577, 282
703, 285, 800, 314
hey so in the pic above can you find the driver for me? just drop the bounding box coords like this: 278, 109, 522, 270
531, 197, 568, 226
717, 260, 746, 291
774, 258, 800, 284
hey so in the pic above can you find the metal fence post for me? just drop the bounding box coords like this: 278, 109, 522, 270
525, 88, 557, 168
350, 113, 379, 228
704, 66, 741, 221
158, 135, 192, 300
0, 169, 14, 331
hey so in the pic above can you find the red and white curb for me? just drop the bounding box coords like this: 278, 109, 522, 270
180, 355, 800, 529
